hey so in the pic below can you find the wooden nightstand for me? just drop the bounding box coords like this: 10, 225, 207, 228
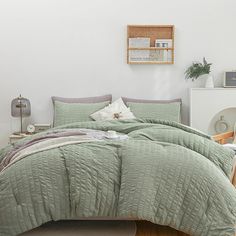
9, 124, 51, 144
9, 133, 33, 144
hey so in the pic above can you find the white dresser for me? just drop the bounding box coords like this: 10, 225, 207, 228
190, 88, 236, 134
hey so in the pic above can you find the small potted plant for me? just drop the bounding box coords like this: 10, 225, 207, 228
185, 58, 214, 88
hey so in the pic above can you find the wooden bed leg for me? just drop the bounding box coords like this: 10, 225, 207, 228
135, 221, 189, 236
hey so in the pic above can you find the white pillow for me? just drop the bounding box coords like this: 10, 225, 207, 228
90, 98, 136, 121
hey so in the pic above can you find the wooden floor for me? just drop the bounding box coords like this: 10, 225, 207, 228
136, 221, 189, 236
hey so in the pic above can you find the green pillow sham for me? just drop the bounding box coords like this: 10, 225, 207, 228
53, 100, 110, 127
127, 102, 181, 122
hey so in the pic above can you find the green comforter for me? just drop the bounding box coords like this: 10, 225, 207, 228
0, 119, 235, 236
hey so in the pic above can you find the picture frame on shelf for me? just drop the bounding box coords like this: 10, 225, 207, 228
155, 39, 173, 48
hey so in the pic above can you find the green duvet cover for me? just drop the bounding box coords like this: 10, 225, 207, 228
0, 119, 235, 236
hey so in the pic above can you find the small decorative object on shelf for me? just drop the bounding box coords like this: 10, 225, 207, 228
34, 124, 51, 133
223, 71, 236, 87
214, 115, 229, 134
27, 124, 36, 134
127, 25, 174, 64
11, 95, 31, 134
185, 57, 214, 88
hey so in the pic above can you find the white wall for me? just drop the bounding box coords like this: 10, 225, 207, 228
0, 0, 236, 147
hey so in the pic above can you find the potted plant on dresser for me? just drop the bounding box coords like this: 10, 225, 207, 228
185, 57, 214, 88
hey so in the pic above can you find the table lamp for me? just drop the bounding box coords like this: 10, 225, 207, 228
11, 95, 31, 134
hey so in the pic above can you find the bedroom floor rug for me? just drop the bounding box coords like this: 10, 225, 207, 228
20, 220, 137, 236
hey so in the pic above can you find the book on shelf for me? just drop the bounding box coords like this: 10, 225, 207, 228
129, 37, 150, 48
129, 37, 150, 62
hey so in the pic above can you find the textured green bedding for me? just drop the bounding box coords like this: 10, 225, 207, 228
0, 119, 235, 236
53, 100, 110, 126
127, 101, 181, 122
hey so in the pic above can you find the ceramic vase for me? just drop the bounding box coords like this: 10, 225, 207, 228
204, 74, 214, 88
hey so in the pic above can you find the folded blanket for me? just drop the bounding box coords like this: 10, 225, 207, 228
0, 119, 235, 236
0, 129, 128, 172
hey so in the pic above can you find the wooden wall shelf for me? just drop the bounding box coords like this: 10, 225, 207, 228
127, 25, 175, 64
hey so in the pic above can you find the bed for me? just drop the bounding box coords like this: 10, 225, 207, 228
0, 96, 235, 236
